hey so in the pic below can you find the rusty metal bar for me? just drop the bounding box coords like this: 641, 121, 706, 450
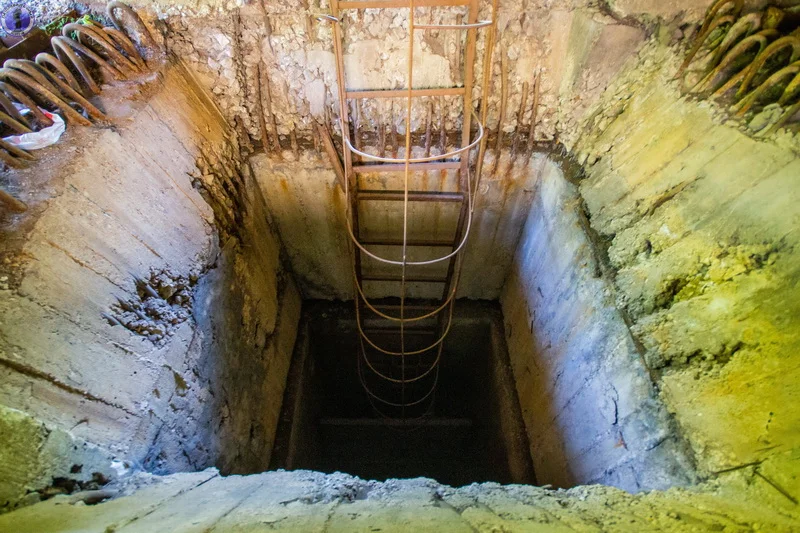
316, 122, 347, 189
363, 274, 448, 283
330, 0, 363, 296
360, 237, 454, 247
345, 111, 484, 163
442, 0, 480, 303
257, 62, 282, 154
0, 187, 28, 213
494, 46, 508, 155
363, 328, 437, 335
414, 20, 491, 29
352, 161, 461, 173
319, 417, 470, 426
525, 70, 539, 161
339, 0, 469, 8
474, 0, 500, 186
357, 190, 463, 202
347, 87, 464, 99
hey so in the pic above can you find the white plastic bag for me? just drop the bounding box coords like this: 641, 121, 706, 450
2, 108, 65, 150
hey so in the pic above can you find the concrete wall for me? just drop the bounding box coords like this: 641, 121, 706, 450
11, 0, 653, 152
250, 151, 544, 299
23, 0, 663, 305
158, 0, 651, 145
501, 159, 695, 492
191, 0, 664, 302
571, 39, 800, 492
0, 61, 299, 510
499, 25, 800, 500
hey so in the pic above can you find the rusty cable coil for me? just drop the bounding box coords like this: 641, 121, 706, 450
0, 1, 160, 173
680, 0, 800, 134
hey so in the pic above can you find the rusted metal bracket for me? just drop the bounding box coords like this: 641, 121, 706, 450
316, 122, 347, 190
0, 187, 27, 213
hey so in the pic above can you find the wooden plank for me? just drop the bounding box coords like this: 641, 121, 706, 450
353, 161, 461, 173
357, 190, 463, 202
414, 21, 492, 29
0, 472, 219, 533
118, 475, 266, 532
339, 0, 470, 8
460, 0, 478, 157
346, 87, 465, 99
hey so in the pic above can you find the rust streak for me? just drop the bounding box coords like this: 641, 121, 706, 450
494, 46, 508, 156
511, 80, 529, 162
255, 62, 272, 153
438, 96, 446, 155
259, 63, 282, 155
525, 71, 539, 164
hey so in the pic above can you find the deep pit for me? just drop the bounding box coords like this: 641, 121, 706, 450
1, 0, 799, 531
271, 301, 535, 486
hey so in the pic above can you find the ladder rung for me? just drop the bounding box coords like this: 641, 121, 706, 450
319, 417, 472, 427
339, 0, 470, 9
414, 20, 493, 30
363, 328, 437, 336
363, 274, 448, 283
358, 190, 463, 202
361, 238, 454, 247
353, 161, 461, 173
346, 87, 465, 99
372, 304, 438, 311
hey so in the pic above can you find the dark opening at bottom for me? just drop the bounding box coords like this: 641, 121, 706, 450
271, 301, 535, 487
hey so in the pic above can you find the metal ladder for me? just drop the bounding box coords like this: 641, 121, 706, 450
319, 0, 497, 421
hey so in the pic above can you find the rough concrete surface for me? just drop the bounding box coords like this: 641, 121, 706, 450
1, 0, 799, 526
251, 149, 545, 299
33, 0, 667, 149
1, 468, 798, 532
572, 38, 800, 481
501, 158, 694, 492
0, 405, 116, 511
0, 59, 299, 510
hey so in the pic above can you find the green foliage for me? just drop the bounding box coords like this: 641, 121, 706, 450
40, 13, 100, 37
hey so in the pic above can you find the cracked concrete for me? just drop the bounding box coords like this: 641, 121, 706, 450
0, 59, 299, 511
1, 0, 799, 526
501, 157, 694, 492
570, 37, 800, 482
31, 0, 681, 150
2, 467, 799, 532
